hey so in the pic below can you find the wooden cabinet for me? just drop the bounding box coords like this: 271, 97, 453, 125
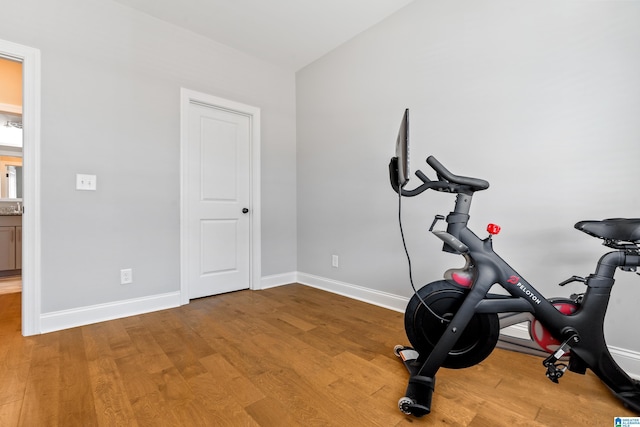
0, 216, 21, 273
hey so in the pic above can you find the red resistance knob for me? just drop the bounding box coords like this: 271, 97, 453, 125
487, 223, 501, 235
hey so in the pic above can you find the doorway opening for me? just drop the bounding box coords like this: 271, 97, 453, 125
0, 56, 23, 296
0, 38, 41, 336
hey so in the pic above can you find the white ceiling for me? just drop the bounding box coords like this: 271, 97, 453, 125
111, 0, 415, 71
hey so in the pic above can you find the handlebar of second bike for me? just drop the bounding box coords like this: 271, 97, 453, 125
389, 155, 490, 197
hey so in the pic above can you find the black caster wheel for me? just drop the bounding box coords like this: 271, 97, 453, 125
398, 396, 415, 415
393, 345, 405, 357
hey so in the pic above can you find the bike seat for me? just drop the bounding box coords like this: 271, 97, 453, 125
575, 218, 640, 242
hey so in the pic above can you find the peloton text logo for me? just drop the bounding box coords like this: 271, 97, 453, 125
507, 275, 541, 305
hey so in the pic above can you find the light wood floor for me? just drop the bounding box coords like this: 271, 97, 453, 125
0, 276, 21, 295
0, 284, 635, 426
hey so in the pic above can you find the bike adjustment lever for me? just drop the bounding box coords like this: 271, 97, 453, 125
558, 275, 586, 287
429, 215, 445, 232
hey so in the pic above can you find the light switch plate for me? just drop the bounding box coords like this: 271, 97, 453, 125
76, 174, 97, 191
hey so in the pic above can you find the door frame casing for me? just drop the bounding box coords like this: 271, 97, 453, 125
179, 88, 261, 304
0, 39, 41, 336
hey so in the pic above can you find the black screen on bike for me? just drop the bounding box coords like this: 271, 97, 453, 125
395, 109, 410, 188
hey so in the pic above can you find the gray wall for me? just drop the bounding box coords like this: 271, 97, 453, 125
297, 0, 640, 351
0, 0, 297, 313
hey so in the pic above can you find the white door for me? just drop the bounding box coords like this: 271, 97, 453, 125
186, 101, 252, 299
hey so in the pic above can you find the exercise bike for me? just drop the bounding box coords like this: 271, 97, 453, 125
389, 109, 640, 417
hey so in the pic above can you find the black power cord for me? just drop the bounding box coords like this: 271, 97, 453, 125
397, 189, 451, 323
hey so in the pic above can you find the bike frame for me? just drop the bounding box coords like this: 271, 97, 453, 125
393, 155, 640, 414
423, 191, 639, 388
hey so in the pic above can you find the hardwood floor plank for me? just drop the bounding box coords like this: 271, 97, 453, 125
325, 377, 404, 426
87, 356, 139, 426
185, 371, 260, 426
250, 331, 340, 388
58, 328, 98, 426
270, 310, 317, 332
113, 354, 165, 401
19, 334, 61, 426
150, 330, 209, 381
156, 366, 193, 403
198, 352, 266, 408
0, 335, 32, 407
122, 324, 174, 374
128, 392, 182, 427
468, 399, 548, 426
245, 396, 300, 426
0, 361, 29, 410
251, 367, 352, 426
82, 320, 134, 361
329, 351, 394, 395
295, 324, 365, 357
199, 334, 270, 380
0, 399, 22, 424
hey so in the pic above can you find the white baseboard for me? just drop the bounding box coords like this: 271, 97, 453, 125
260, 272, 298, 289
609, 346, 640, 380
296, 272, 409, 312
39, 271, 300, 334
40, 291, 181, 333
501, 323, 530, 340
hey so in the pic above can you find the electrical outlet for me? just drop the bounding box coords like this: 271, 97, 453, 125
120, 268, 133, 285
332, 255, 339, 268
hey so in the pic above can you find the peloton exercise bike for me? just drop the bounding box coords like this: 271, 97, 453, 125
389, 109, 640, 417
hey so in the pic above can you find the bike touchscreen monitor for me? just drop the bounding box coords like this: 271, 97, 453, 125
395, 109, 410, 187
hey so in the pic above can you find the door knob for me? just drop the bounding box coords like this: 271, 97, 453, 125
242, 208, 249, 214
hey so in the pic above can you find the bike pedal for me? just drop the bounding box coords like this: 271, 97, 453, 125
545, 363, 567, 383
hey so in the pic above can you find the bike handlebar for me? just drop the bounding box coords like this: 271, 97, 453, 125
426, 156, 490, 191
389, 155, 490, 197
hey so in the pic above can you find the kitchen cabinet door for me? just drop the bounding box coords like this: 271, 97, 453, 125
0, 226, 16, 270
